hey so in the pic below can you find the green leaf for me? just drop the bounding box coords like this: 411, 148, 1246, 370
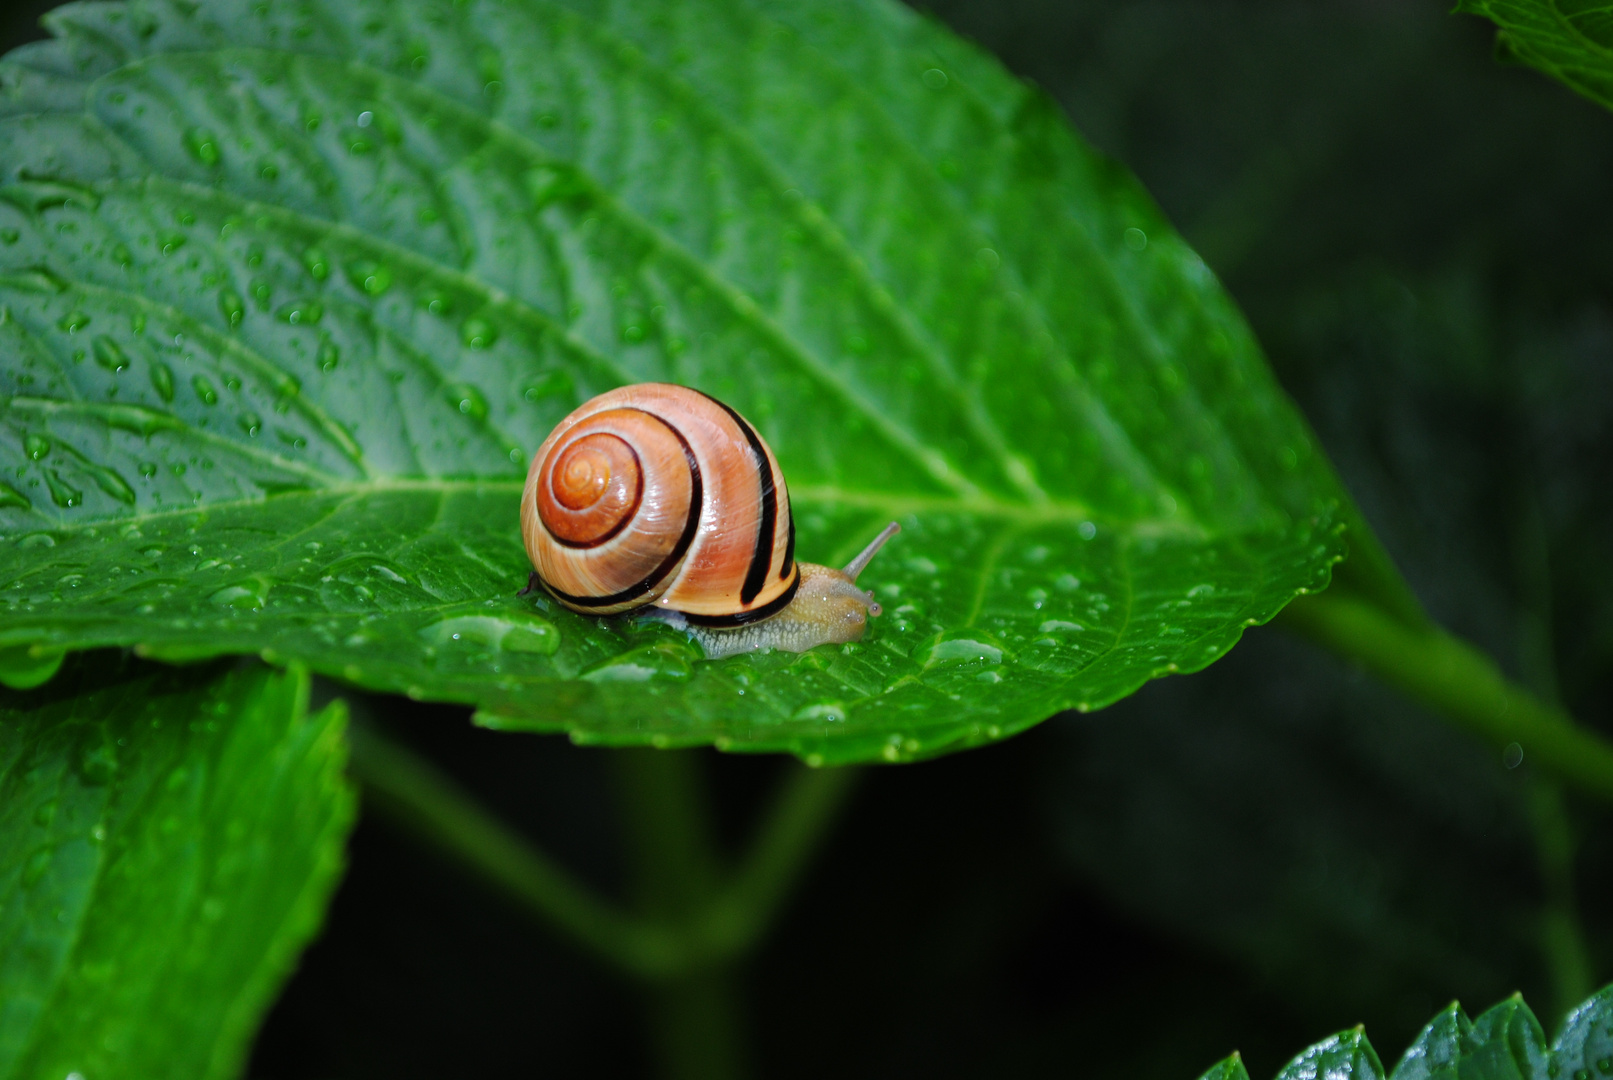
1276, 1029, 1385, 1080
1197, 1056, 1252, 1080
1200, 987, 1613, 1080
0, 658, 354, 1079
1455, 0, 1613, 114
0, 0, 1355, 762
1389, 1003, 1467, 1080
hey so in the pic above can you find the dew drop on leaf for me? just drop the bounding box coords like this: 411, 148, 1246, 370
20, 848, 52, 887
238, 412, 263, 436
460, 316, 498, 349
184, 126, 222, 166
24, 434, 50, 460
218, 287, 245, 328
91, 335, 130, 372
56, 310, 90, 333
318, 340, 340, 372
302, 247, 330, 281
192, 375, 218, 405
150, 359, 175, 402
445, 383, 488, 420
276, 299, 323, 324
84, 463, 136, 505
345, 258, 393, 296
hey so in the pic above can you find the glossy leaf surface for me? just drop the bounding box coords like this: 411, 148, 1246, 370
1192, 985, 1613, 1080
1457, 0, 1613, 113
0, 0, 1349, 761
0, 659, 353, 1080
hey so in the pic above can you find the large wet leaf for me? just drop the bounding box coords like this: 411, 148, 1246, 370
0, 0, 1349, 762
0, 658, 353, 1080
1457, 0, 1613, 113
1193, 984, 1613, 1080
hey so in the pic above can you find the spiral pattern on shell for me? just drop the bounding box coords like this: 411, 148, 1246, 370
521, 384, 799, 624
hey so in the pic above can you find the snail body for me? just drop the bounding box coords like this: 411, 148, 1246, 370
520, 383, 897, 659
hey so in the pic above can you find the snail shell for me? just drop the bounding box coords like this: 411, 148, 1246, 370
520, 383, 897, 657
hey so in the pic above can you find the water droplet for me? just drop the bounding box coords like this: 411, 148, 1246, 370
91, 335, 130, 372
460, 316, 498, 349
793, 701, 847, 724
150, 360, 175, 401
84, 463, 136, 504
218, 287, 245, 328
24, 434, 49, 460
580, 642, 694, 683
192, 375, 218, 405
522, 370, 574, 402
21, 847, 52, 887
1595, 1058, 1611, 1075
79, 738, 117, 784
57, 310, 91, 333
317, 339, 340, 372
0, 481, 29, 510
974, 247, 999, 270
210, 580, 268, 611
1077, 521, 1097, 540
238, 411, 263, 436
1503, 742, 1524, 769
17, 532, 56, 548
184, 126, 221, 166
1038, 620, 1083, 634
445, 383, 488, 420
44, 471, 82, 508
345, 258, 393, 296
1124, 227, 1147, 252
276, 299, 324, 324
924, 630, 1007, 668
418, 613, 560, 656
921, 68, 948, 89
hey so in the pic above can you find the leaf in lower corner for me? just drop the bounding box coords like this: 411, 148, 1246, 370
0, 0, 1358, 761
0, 657, 354, 1080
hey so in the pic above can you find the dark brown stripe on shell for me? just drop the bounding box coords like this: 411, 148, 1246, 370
680, 566, 801, 628
780, 493, 796, 579
539, 409, 704, 608
696, 391, 777, 606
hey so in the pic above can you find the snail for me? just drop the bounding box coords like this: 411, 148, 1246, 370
519, 383, 899, 660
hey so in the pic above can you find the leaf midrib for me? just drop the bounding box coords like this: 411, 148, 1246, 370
0, 479, 1202, 540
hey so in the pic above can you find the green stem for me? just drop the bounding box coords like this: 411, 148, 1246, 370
349, 728, 859, 974
1277, 590, 1613, 803
612, 749, 746, 1080
1525, 779, 1594, 1022
347, 724, 687, 979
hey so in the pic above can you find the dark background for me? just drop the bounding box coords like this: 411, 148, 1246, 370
4, 1, 1611, 1076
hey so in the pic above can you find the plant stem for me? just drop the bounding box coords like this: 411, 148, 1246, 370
1278, 590, 1613, 803
612, 748, 746, 1080
346, 724, 686, 979
348, 726, 859, 975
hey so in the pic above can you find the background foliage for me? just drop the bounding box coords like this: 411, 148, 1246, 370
0, 0, 1610, 1077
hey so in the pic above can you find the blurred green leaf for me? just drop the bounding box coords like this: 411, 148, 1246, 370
0, 659, 353, 1080
0, 0, 1362, 762
1457, 0, 1613, 113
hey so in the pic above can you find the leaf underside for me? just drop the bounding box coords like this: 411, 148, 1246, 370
0, 659, 353, 1080
1197, 984, 1613, 1080
1456, 0, 1613, 114
0, 0, 1348, 762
